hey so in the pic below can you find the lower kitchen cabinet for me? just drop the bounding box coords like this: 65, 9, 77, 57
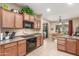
18, 40, 26, 56
0, 35, 43, 56
77, 40, 79, 55
57, 38, 66, 45
4, 42, 17, 56
0, 45, 3, 56
57, 45, 66, 51
36, 36, 41, 48
66, 39, 76, 54
40, 35, 44, 45
57, 38, 66, 51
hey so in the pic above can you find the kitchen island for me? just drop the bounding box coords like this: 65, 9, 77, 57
57, 35, 79, 55
0, 33, 44, 56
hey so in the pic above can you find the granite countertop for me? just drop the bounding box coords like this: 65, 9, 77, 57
0, 33, 41, 45
58, 35, 79, 39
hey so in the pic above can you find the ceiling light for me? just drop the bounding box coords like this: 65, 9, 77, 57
46, 8, 51, 12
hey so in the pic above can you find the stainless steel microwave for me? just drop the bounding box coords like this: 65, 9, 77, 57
23, 21, 34, 29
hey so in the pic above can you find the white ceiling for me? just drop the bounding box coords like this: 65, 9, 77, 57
18, 3, 79, 21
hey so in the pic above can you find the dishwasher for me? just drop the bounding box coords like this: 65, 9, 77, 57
27, 37, 37, 53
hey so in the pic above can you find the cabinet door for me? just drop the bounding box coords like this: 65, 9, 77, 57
36, 36, 41, 48
2, 10, 14, 28
37, 20, 41, 29
34, 20, 38, 29
77, 40, 79, 55
15, 14, 23, 28
66, 39, 76, 54
40, 35, 44, 45
0, 45, 3, 56
18, 40, 26, 56
34, 16, 38, 29
23, 13, 29, 21
30, 15, 34, 22
4, 42, 17, 56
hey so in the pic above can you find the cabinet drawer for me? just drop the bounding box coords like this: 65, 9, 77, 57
57, 40, 65, 45
57, 45, 66, 51
4, 42, 17, 48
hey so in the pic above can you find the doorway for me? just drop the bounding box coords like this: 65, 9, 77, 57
43, 23, 48, 39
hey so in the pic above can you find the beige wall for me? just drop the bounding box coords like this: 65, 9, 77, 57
49, 22, 59, 34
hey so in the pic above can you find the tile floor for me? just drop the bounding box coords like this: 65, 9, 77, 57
27, 39, 73, 56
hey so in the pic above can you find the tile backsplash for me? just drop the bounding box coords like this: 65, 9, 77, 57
1, 29, 41, 36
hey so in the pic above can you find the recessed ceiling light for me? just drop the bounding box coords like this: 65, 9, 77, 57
46, 8, 51, 12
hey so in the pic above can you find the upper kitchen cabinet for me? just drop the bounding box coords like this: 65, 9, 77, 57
15, 14, 23, 28
23, 13, 30, 21
34, 19, 38, 29
30, 15, 34, 22
34, 16, 41, 29
37, 20, 41, 29
1, 9, 15, 28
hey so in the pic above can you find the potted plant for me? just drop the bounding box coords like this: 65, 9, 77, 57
19, 6, 35, 15
2, 4, 9, 10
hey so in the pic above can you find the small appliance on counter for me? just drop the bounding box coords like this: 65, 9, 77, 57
3, 31, 10, 40
9, 32, 16, 39
2, 31, 16, 40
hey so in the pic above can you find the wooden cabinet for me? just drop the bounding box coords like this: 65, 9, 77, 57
23, 13, 30, 21
34, 20, 38, 29
18, 40, 26, 56
76, 40, 79, 55
0, 45, 3, 56
2, 9, 15, 28
40, 35, 44, 45
57, 45, 66, 51
34, 16, 41, 29
57, 38, 66, 51
66, 39, 76, 54
36, 35, 44, 48
57, 38, 66, 45
36, 36, 41, 48
0, 46, 1, 55
4, 42, 17, 56
37, 20, 41, 29
0, 9, 23, 29
15, 14, 23, 28
30, 15, 34, 22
